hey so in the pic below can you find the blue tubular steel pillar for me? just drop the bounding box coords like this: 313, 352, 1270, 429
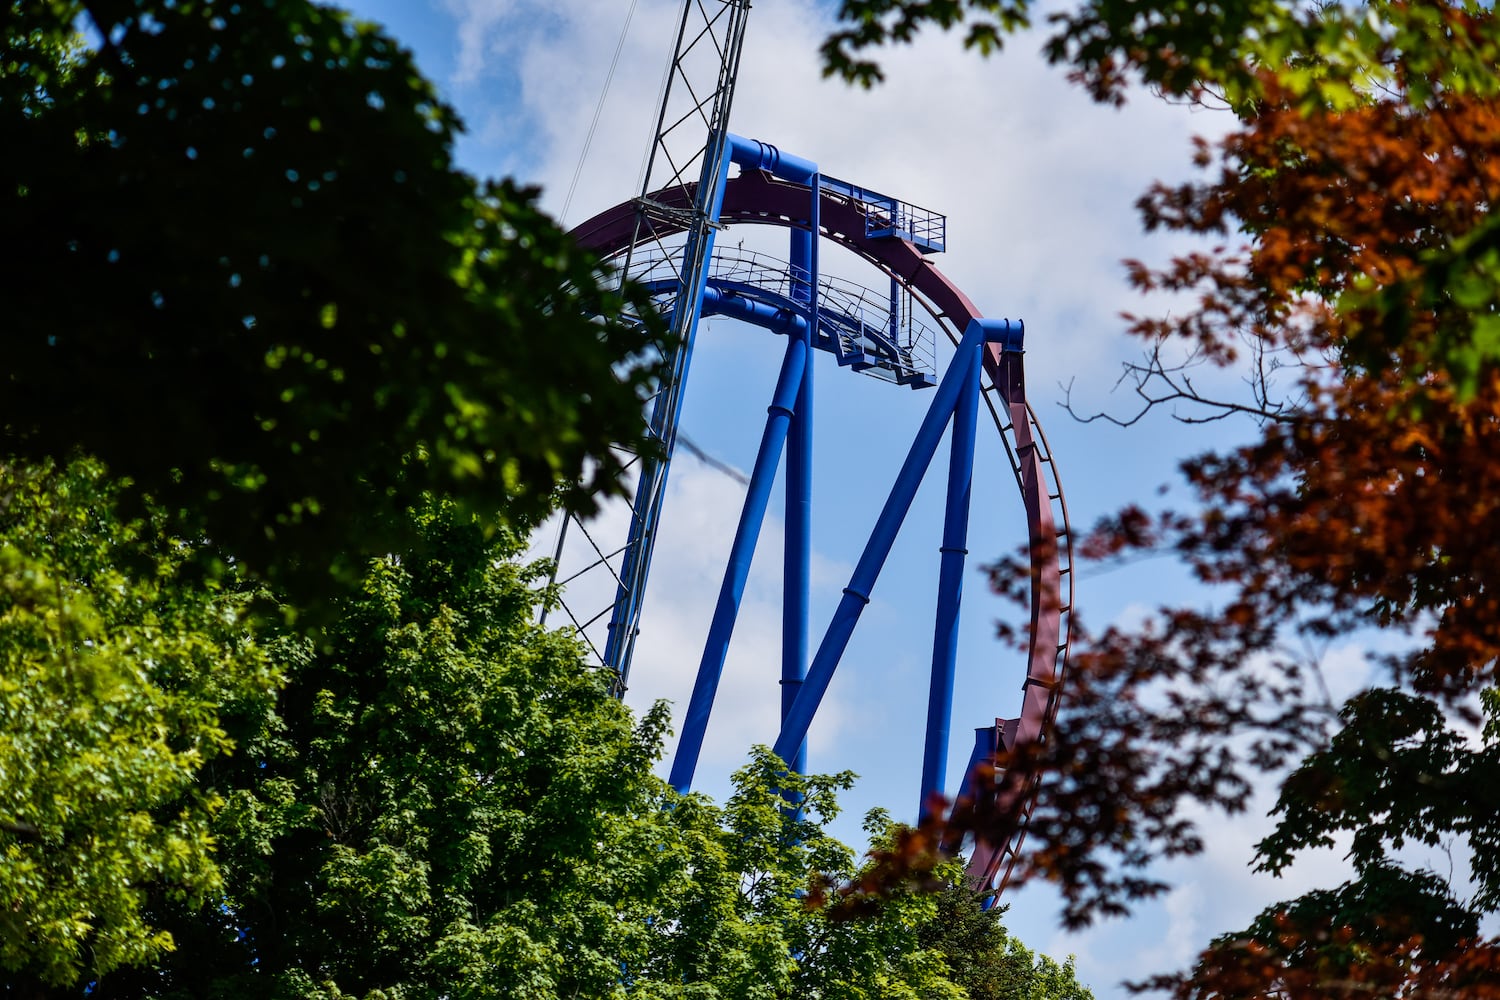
782, 171, 819, 777
669, 331, 809, 793
952, 724, 1001, 812
773, 317, 1022, 767
667, 132, 820, 791
783, 368, 813, 778
919, 336, 982, 821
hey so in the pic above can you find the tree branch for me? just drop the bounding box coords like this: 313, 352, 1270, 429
1062, 336, 1310, 428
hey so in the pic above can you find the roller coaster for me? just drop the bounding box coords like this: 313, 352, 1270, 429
546, 0, 1073, 899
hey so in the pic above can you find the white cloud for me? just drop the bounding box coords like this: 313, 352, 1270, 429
439, 0, 524, 85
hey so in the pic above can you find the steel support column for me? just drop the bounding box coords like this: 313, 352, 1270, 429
669, 331, 809, 793
919, 338, 982, 820
783, 220, 816, 778
773, 318, 1021, 766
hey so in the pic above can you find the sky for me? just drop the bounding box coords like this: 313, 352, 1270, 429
329, 1, 1381, 995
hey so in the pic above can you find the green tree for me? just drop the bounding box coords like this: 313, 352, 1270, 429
0, 458, 279, 992
1150, 689, 1500, 998
635, 749, 1096, 999
644, 755, 966, 1000
1, 0, 663, 602
821, 0, 1500, 111
94, 499, 674, 1000
20, 494, 1082, 999
918, 886, 1092, 1000
2, 2, 664, 988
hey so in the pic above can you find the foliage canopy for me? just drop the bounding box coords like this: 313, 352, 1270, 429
0, 459, 279, 989
1, 484, 1096, 999
1, 0, 663, 602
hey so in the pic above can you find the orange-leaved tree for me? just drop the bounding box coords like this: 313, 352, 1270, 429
823, 2, 1500, 995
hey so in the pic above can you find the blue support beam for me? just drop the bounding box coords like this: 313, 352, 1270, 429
667, 132, 824, 793
772, 317, 1021, 767
955, 724, 1000, 804
919, 335, 982, 821
669, 331, 809, 794
727, 134, 817, 184
783, 217, 816, 778
618, 129, 1019, 811
699, 285, 808, 336
952, 723, 1006, 912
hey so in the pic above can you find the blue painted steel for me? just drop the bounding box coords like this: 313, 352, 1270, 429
637, 259, 934, 389
613, 129, 1011, 805
818, 173, 946, 253
602, 137, 737, 682
772, 317, 1022, 766
669, 143, 826, 791
950, 723, 1000, 826
958, 725, 1004, 912
990, 319, 1026, 353
782, 372, 812, 777
728, 134, 817, 183
574, 120, 1060, 898
699, 285, 808, 335
669, 331, 809, 793
919, 336, 982, 820
783, 224, 815, 777
789, 232, 814, 303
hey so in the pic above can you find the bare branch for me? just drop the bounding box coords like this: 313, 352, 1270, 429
1061, 336, 1311, 428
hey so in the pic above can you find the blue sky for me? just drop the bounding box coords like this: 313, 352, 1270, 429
328, 1, 1380, 994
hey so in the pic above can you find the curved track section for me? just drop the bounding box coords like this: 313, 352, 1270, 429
572, 171, 1074, 896
631, 243, 941, 385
